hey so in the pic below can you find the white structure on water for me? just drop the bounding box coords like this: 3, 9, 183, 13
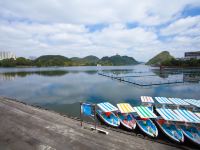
0, 51, 16, 60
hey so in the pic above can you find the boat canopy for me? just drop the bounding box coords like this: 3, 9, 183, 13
184, 99, 200, 108
155, 97, 173, 104
97, 102, 118, 112
168, 98, 190, 106
141, 96, 154, 103
195, 112, 200, 118
156, 108, 183, 122
117, 103, 135, 113
134, 106, 157, 119
173, 109, 200, 123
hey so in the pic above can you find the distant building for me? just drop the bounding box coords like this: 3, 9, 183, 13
0, 51, 16, 60
185, 51, 200, 60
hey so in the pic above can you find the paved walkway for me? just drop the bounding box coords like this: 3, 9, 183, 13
0, 97, 189, 150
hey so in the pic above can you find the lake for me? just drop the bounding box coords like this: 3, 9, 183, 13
0, 64, 200, 117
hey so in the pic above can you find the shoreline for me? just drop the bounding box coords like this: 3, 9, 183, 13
0, 96, 197, 150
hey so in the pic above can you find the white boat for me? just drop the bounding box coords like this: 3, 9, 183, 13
117, 103, 136, 130
180, 125, 200, 145
133, 106, 158, 138
156, 108, 185, 143
96, 102, 120, 127
156, 119, 184, 143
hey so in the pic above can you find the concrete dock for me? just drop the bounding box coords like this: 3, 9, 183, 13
0, 97, 194, 150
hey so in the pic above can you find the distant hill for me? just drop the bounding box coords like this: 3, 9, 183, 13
0, 54, 139, 67
146, 51, 174, 66
71, 55, 99, 66
35, 55, 72, 66
98, 55, 138, 66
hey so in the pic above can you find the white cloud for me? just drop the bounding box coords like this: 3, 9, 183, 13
0, 0, 200, 61
161, 16, 200, 36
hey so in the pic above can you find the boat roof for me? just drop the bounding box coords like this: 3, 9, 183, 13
117, 103, 135, 113
184, 99, 200, 108
155, 97, 173, 104
173, 109, 200, 123
141, 96, 154, 103
195, 112, 200, 118
156, 108, 183, 122
97, 102, 118, 112
134, 106, 157, 119
168, 98, 190, 106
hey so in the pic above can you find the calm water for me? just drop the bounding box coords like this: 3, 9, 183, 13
0, 64, 200, 117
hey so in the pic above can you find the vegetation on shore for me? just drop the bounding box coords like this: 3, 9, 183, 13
161, 58, 200, 67
0, 54, 139, 67
146, 50, 200, 67
146, 51, 174, 66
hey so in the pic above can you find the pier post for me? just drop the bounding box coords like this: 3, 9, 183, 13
80, 102, 83, 127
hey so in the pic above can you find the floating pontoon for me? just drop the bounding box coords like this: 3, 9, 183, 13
97, 102, 120, 127
117, 103, 136, 130
133, 106, 158, 138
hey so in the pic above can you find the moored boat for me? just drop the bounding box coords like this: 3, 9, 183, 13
156, 108, 184, 143
117, 103, 136, 130
156, 118, 184, 143
96, 102, 120, 127
133, 106, 158, 138
180, 125, 200, 145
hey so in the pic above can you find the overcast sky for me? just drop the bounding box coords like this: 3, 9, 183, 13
0, 0, 200, 61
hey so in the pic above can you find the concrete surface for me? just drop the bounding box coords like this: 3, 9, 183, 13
0, 97, 191, 150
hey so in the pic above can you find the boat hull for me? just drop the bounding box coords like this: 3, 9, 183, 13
118, 113, 136, 130
96, 110, 120, 127
180, 125, 200, 146
136, 119, 158, 138
156, 119, 184, 143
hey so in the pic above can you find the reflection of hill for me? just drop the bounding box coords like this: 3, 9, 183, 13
2, 70, 69, 78
1, 70, 99, 79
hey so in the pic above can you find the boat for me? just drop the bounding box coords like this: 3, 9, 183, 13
96, 102, 120, 127
180, 125, 200, 145
156, 108, 184, 143
116, 103, 136, 130
173, 109, 200, 145
133, 106, 158, 138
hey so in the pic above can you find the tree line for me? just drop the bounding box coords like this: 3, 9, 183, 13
161, 58, 200, 67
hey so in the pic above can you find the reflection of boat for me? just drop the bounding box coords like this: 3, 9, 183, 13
133, 106, 158, 138
180, 125, 200, 145
96, 102, 120, 127
117, 103, 136, 130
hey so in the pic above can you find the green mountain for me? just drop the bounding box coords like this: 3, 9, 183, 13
98, 55, 138, 66
34, 55, 72, 67
71, 55, 99, 66
146, 51, 174, 66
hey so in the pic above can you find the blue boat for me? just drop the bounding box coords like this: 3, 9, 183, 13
156, 108, 185, 143
180, 125, 200, 145
156, 119, 184, 143
117, 103, 136, 130
133, 106, 158, 138
136, 118, 158, 137
96, 102, 120, 127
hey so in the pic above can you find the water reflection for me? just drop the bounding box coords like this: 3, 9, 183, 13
0, 65, 199, 117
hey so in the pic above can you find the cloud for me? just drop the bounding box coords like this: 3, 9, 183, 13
0, 0, 200, 61
161, 16, 200, 36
